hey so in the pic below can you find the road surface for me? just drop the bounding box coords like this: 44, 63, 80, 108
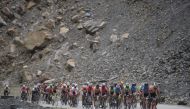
40, 101, 190, 109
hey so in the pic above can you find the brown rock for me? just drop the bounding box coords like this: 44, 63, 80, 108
14, 37, 24, 45
23, 31, 52, 50
121, 32, 129, 39
26, 1, 37, 9
66, 59, 76, 72
60, 27, 69, 34
67, 59, 76, 67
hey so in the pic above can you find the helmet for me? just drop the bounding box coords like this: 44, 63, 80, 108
5, 85, 9, 87
120, 81, 124, 84
75, 83, 78, 87
23, 85, 26, 87
63, 84, 67, 87
34, 85, 37, 88
113, 83, 117, 87
132, 83, 136, 85
86, 82, 90, 85
153, 82, 158, 88
125, 83, 129, 86
102, 83, 106, 86
116, 84, 120, 88
67, 82, 70, 86
72, 83, 75, 87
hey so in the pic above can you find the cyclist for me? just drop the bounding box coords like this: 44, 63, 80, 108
4, 84, 10, 96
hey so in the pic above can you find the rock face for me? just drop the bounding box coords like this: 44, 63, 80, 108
0, 0, 189, 106
23, 31, 52, 50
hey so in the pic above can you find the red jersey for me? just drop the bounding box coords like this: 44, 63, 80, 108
21, 87, 28, 93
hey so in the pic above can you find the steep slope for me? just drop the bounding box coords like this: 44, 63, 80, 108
0, 0, 189, 104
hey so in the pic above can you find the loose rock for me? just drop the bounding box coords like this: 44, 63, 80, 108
0, 16, 7, 27
60, 27, 69, 35
83, 20, 106, 35
110, 34, 118, 43
66, 59, 76, 72
23, 31, 52, 51
26, 1, 37, 9
71, 15, 81, 23
121, 32, 129, 39
14, 37, 24, 45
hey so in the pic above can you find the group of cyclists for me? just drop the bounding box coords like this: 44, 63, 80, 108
3, 81, 160, 109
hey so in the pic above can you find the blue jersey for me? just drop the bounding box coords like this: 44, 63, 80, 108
131, 84, 137, 93
114, 87, 121, 94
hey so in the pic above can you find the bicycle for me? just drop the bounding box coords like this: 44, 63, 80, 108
100, 94, 107, 109
82, 94, 93, 109
131, 94, 137, 109
150, 98, 157, 109
93, 95, 100, 109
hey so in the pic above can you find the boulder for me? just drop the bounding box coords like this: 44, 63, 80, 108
14, 37, 24, 45
23, 31, 52, 51
60, 27, 69, 35
83, 20, 106, 35
66, 59, 76, 72
77, 23, 83, 30
0, 16, 7, 27
36, 70, 42, 76
121, 32, 129, 40
26, 1, 37, 9
110, 34, 118, 43
67, 59, 76, 67
71, 15, 81, 23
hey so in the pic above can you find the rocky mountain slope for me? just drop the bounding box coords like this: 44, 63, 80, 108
0, 0, 189, 104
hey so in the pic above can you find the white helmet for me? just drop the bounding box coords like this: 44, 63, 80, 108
102, 83, 106, 86
75, 83, 78, 87
86, 82, 90, 85
34, 85, 38, 88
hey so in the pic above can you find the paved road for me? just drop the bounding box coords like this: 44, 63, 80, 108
40, 101, 190, 109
